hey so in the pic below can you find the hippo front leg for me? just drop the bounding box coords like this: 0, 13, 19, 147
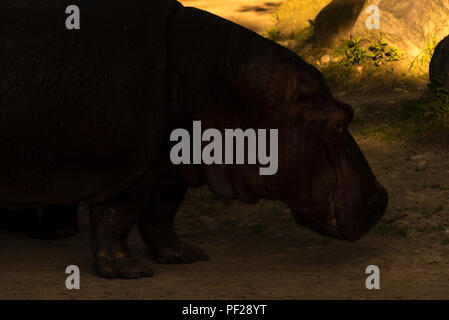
90, 190, 153, 279
138, 175, 209, 264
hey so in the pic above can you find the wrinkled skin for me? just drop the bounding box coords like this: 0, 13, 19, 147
171, 7, 388, 242
0, 0, 387, 279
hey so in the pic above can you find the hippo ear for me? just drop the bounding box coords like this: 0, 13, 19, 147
284, 72, 298, 102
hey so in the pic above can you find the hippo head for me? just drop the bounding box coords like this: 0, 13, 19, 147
178, 45, 387, 241
254, 55, 388, 241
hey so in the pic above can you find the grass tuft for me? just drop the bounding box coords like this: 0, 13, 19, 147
358, 81, 449, 142
409, 34, 438, 73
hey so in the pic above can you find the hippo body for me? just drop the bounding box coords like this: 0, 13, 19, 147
1, 0, 387, 278
1, 0, 176, 206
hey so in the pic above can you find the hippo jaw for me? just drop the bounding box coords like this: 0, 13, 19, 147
168, 8, 388, 239
288, 129, 388, 241
330, 132, 388, 241
291, 184, 388, 241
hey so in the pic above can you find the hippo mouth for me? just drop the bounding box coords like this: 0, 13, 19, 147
292, 186, 388, 241
312, 217, 341, 238
290, 185, 343, 238
291, 207, 342, 239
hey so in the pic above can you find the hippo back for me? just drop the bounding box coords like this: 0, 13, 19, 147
0, 0, 181, 206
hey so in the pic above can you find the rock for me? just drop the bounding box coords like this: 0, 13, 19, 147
274, 0, 332, 36
394, 87, 408, 93
320, 55, 331, 63
331, 56, 341, 63
275, 0, 449, 64
416, 160, 427, 171
314, 0, 367, 48
198, 215, 218, 231
428, 221, 439, 228
351, 0, 449, 61
305, 55, 315, 63
410, 154, 425, 161
430, 35, 449, 90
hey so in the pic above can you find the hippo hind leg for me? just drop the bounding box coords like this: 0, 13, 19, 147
90, 188, 154, 279
138, 173, 209, 264
28, 204, 80, 239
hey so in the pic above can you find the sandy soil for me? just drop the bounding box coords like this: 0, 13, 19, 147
180, 0, 282, 33
2, 130, 449, 299
1, 0, 449, 300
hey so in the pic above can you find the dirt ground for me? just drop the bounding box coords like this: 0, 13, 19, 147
1, 0, 449, 300
180, 0, 282, 33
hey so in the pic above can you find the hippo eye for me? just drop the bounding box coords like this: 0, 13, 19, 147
334, 120, 346, 133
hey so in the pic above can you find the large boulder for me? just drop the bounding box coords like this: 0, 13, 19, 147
274, 0, 332, 36
276, 0, 449, 69
351, 0, 449, 60
314, 0, 367, 48
429, 35, 449, 89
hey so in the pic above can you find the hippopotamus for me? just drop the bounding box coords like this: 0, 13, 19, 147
0, 0, 388, 278
430, 35, 449, 90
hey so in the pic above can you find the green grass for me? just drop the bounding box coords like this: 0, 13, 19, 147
184, 188, 234, 213
341, 38, 366, 66
409, 34, 438, 73
223, 218, 237, 229
335, 36, 403, 67
321, 36, 403, 85
292, 20, 315, 43
366, 36, 403, 66
433, 205, 444, 214
359, 84, 449, 141
374, 213, 408, 238
421, 183, 444, 189
249, 223, 267, 235
428, 223, 449, 245
265, 19, 315, 45
266, 26, 281, 41
273, 0, 331, 37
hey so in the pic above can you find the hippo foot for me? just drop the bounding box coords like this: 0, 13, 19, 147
93, 253, 153, 279
152, 234, 209, 264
